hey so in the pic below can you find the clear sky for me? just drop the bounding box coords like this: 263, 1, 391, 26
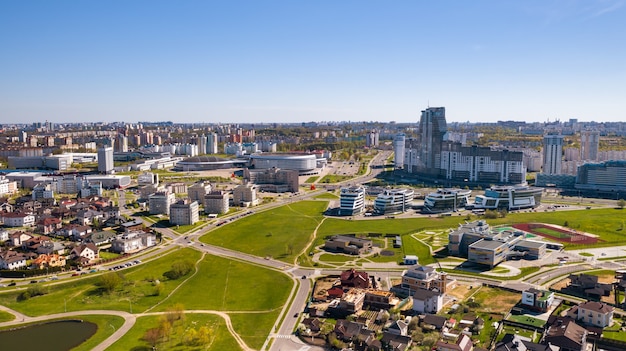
1, 1, 625, 124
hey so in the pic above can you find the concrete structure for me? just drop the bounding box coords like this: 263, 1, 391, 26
148, 191, 175, 215
423, 188, 471, 213
324, 235, 372, 255
232, 183, 259, 207
412, 288, 443, 314
543, 134, 564, 175
576, 301, 614, 328
173, 155, 246, 171
417, 107, 447, 174
249, 153, 318, 174
204, 190, 229, 214
111, 231, 157, 254
137, 172, 159, 186
576, 160, 626, 193
97, 146, 114, 174
8, 154, 73, 170
521, 288, 554, 312
244, 168, 299, 193
449, 220, 547, 267
473, 185, 543, 211
169, 200, 200, 226
394, 133, 405, 169
373, 188, 414, 214
188, 181, 212, 203
580, 130, 600, 161
401, 265, 454, 294
339, 186, 365, 216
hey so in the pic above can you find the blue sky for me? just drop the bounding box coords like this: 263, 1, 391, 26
1, 1, 625, 124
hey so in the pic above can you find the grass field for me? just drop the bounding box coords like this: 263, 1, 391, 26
0, 310, 15, 323
533, 227, 570, 238
108, 314, 242, 351
506, 314, 546, 328
151, 254, 292, 312
200, 201, 328, 262
304, 176, 319, 183
470, 286, 522, 313
314, 192, 339, 200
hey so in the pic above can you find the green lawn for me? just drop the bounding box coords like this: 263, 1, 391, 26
318, 174, 354, 183
99, 251, 122, 260
172, 220, 209, 234
603, 318, 626, 342
506, 314, 546, 328
318, 253, 356, 263
108, 314, 242, 351
0, 248, 203, 316
200, 201, 328, 262
152, 254, 292, 312
533, 227, 570, 239
0, 310, 15, 323
304, 176, 319, 183
314, 192, 339, 200
230, 311, 280, 349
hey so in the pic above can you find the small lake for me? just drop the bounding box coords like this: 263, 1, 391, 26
0, 320, 97, 350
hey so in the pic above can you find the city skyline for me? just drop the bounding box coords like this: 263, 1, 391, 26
1, 1, 625, 124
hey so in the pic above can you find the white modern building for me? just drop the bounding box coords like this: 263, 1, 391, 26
339, 186, 365, 216
373, 188, 415, 214
97, 147, 114, 174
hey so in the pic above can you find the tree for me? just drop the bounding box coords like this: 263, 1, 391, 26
98, 272, 122, 293
164, 260, 194, 280
142, 328, 163, 349
618, 199, 626, 209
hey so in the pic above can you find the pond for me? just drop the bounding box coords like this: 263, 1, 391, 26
0, 320, 97, 350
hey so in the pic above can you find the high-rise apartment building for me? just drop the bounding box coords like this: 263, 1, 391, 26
543, 135, 563, 175
207, 132, 218, 154
394, 133, 405, 169
580, 130, 600, 161
97, 147, 114, 174
418, 107, 447, 173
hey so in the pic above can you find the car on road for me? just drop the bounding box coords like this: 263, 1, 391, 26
301, 275, 306, 279
293, 313, 298, 318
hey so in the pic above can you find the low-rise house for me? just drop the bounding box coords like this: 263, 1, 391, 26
36, 216, 63, 234
337, 288, 366, 314
300, 318, 322, 335
76, 209, 105, 226
324, 235, 372, 255
110, 231, 156, 254
495, 334, 556, 351
31, 253, 66, 269
340, 268, 370, 289
22, 235, 52, 252
575, 301, 614, 328
387, 320, 408, 336
423, 314, 449, 331
70, 243, 99, 263
1, 212, 36, 227
0, 229, 8, 242
567, 274, 612, 300
9, 231, 33, 247
0, 201, 14, 213
401, 265, 454, 294
86, 231, 118, 246
544, 318, 589, 351
436, 334, 473, 351
0, 250, 28, 270
413, 288, 444, 314
521, 288, 555, 312
57, 224, 92, 241
381, 332, 412, 351
365, 290, 398, 310
333, 319, 366, 342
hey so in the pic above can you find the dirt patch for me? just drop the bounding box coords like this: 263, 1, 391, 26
446, 283, 473, 301
550, 277, 570, 291
380, 250, 395, 256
